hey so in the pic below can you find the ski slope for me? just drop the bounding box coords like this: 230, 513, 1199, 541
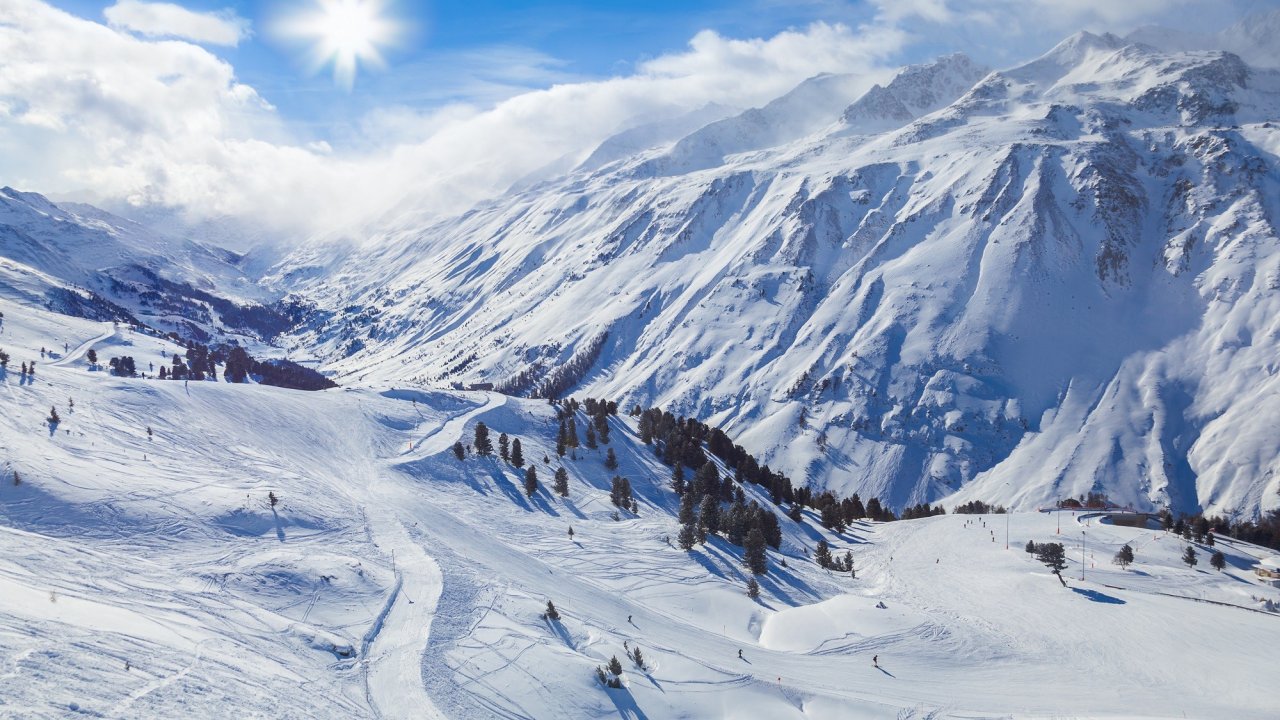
1, 295, 1278, 719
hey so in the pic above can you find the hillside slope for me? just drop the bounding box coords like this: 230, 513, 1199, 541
277, 35, 1280, 519
2, 296, 1278, 718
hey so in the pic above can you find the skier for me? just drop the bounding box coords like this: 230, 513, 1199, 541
738, 649, 743, 659
873, 655, 878, 668
568, 526, 574, 540
627, 614, 632, 624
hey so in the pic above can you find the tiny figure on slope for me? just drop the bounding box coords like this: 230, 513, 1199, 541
873, 655, 878, 668
738, 649, 743, 659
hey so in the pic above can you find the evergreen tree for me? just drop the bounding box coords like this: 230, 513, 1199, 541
604, 447, 618, 470
678, 492, 697, 525
630, 646, 645, 670
695, 462, 720, 499
452, 441, 465, 460
511, 438, 525, 467
545, 600, 561, 620
1113, 544, 1134, 569
609, 476, 633, 508
671, 465, 686, 496
567, 418, 579, 447
1036, 543, 1069, 586
744, 528, 767, 575
585, 424, 598, 449
47, 406, 59, 425
524, 466, 539, 498
499, 433, 510, 462
678, 522, 697, 550
698, 495, 719, 535
1025, 540, 1037, 554
725, 500, 747, 545
86, 348, 97, 365
474, 422, 493, 456
746, 577, 760, 599
814, 539, 832, 569
607, 656, 623, 676
1182, 545, 1198, 569
553, 467, 569, 496
1206, 532, 1215, 547
1210, 550, 1226, 571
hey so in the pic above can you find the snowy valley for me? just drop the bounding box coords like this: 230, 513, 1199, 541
3, 14, 1280, 720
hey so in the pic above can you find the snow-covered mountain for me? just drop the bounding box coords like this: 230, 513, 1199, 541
6, 24, 1280, 719
0, 187, 304, 341
1, 298, 1276, 718
273, 35, 1280, 520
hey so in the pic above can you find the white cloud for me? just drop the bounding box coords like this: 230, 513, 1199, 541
0, 0, 1259, 243
104, 0, 249, 47
0, 1, 908, 238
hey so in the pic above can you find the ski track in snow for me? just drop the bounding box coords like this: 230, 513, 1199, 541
2, 228, 1280, 717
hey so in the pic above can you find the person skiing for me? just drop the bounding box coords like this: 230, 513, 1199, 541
738, 649, 743, 659
873, 655, 878, 668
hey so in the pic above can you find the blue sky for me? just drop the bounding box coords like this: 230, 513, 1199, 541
5, 0, 1267, 235
44, 1, 886, 134
40, 0, 1265, 143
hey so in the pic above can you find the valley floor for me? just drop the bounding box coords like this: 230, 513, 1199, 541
1, 304, 1278, 719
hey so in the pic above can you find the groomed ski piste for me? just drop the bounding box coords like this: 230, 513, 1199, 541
1, 288, 1278, 719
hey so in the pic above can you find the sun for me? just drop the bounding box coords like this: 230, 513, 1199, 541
283, 0, 399, 90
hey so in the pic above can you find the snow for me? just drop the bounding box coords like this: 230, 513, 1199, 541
6, 26, 1280, 718
1, 293, 1279, 718
263, 34, 1280, 521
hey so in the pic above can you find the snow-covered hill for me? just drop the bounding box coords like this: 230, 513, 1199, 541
1, 297, 1277, 718
0, 188, 310, 344
270, 33, 1280, 521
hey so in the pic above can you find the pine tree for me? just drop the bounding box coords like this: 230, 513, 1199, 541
695, 462, 719, 499
604, 447, 618, 470
671, 465, 686, 495
47, 406, 59, 425
814, 539, 832, 569
1210, 550, 1226, 571
595, 666, 609, 687
698, 495, 719, 535
524, 466, 539, 498
746, 577, 760, 599
1182, 545, 1198, 569
567, 418, 579, 447
744, 528, 767, 575
630, 646, 645, 670
499, 433, 510, 462
607, 656, 623, 676
1025, 540, 1037, 554
511, 438, 525, 467
678, 492, 697, 525
452, 441, 465, 460
1036, 543, 1068, 586
474, 422, 493, 456
585, 424, 598, 449
678, 522, 697, 550
545, 600, 561, 620
1113, 544, 1134, 569
86, 348, 97, 365
553, 467, 569, 497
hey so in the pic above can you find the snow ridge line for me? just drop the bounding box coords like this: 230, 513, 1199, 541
360, 571, 404, 662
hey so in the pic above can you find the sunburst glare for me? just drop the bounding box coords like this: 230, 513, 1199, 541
281, 0, 399, 90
